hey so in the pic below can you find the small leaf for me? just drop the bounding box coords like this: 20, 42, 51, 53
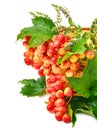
56, 58, 62, 64
68, 18, 75, 26
62, 38, 87, 62
72, 112, 77, 127
19, 76, 46, 97
67, 104, 77, 126
19, 79, 36, 85
71, 38, 87, 53
62, 52, 72, 61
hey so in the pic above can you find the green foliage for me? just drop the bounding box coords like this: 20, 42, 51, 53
62, 38, 87, 61
19, 76, 46, 97
66, 52, 97, 98
17, 16, 58, 47
70, 96, 97, 126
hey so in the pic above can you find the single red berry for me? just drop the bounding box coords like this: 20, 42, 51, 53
58, 34, 66, 43
47, 103, 55, 112
85, 50, 95, 60
54, 40, 62, 48
38, 69, 44, 76
48, 97, 56, 104
62, 113, 71, 123
24, 58, 32, 65
50, 55, 57, 64
64, 87, 73, 97
70, 62, 80, 70
55, 112, 63, 121
55, 80, 64, 90
50, 74, 57, 83
33, 62, 41, 70
56, 90, 64, 98
55, 98, 66, 106
24, 36, 31, 41
22, 41, 28, 47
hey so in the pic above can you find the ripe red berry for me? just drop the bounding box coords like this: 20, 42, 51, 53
70, 62, 80, 70
33, 62, 41, 70
52, 34, 59, 41
55, 112, 63, 121
56, 90, 64, 98
23, 51, 31, 58
47, 48, 55, 57
64, 87, 73, 97
22, 41, 28, 47
54, 40, 62, 48
58, 34, 66, 43
24, 58, 32, 65
39, 44, 47, 53
55, 80, 64, 90
50, 74, 57, 83
50, 55, 57, 64
85, 50, 95, 60
38, 69, 44, 76
24, 36, 31, 41
65, 69, 74, 77
55, 98, 66, 106
48, 97, 56, 104
62, 113, 71, 123
47, 103, 55, 112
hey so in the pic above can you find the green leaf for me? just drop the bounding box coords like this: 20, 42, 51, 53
17, 16, 58, 47
67, 104, 77, 126
62, 51, 72, 61
32, 16, 55, 29
68, 18, 75, 26
71, 38, 87, 53
86, 96, 97, 119
71, 112, 77, 127
70, 96, 97, 124
56, 58, 62, 64
17, 27, 33, 40
19, 76, 46, 97
66, 52, 97, 98
62, 38, 87, 62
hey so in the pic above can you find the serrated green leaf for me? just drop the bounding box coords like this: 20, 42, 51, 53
66, 52, 97, 98
17, 27, 33, 40
19, 79, 36, 85
32, 16, 55, 29
19, 76, 46, 97
17, 16, 58, 47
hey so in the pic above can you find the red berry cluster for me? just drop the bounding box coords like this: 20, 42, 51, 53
22, 33, 95, 123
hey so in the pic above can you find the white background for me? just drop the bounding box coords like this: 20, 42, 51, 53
0, 0, 97, 130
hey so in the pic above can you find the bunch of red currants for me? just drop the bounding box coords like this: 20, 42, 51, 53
22, 33, 94, 123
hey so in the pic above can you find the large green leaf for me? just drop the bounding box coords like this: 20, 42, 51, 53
66, 52, 97, 98
70, 96, 97, 125
17, 16, 58, 47
19, 76, 46, 97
